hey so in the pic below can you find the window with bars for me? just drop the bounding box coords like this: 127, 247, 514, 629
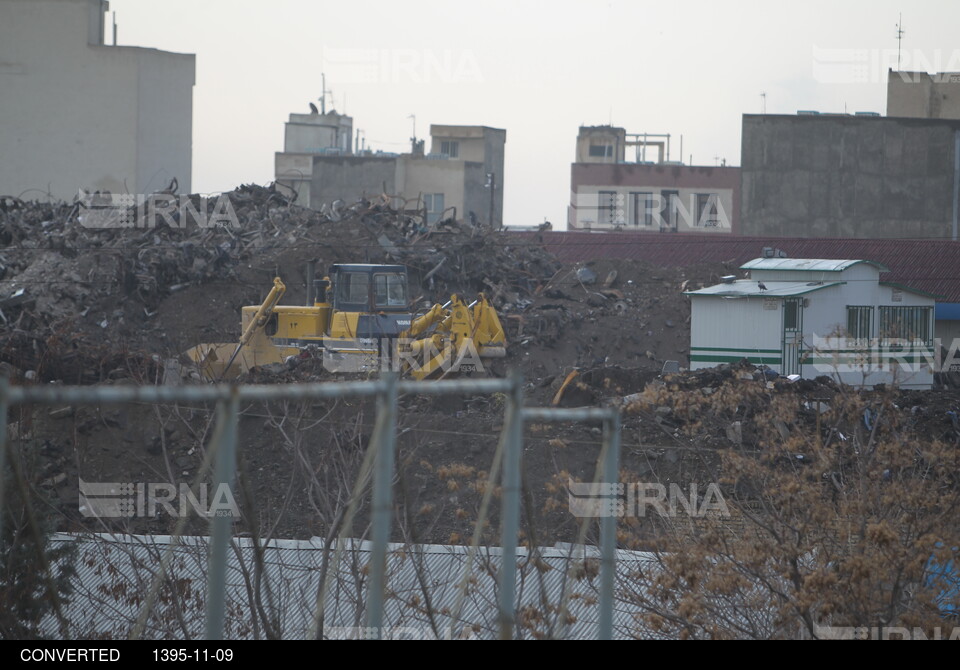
695, 193, 720, 227
598, 190, 617, 225
660, 190, 679, 230
630, 192, 654, 226
878, 306, 932, 345
846, 306, 873, 343
589, 144, 613, 158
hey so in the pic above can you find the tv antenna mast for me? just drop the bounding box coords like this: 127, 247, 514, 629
760, 91, 767, 114
318, 73, 334, 114
895, 14, 905, 71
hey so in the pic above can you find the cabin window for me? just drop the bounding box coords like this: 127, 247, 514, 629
337, 272, 370, 307
783, 300, 799, 329
846, 306, 873, 343
878, 306, 932, 345
373, 274, 407, 308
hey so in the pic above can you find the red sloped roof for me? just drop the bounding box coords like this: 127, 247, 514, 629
519, 232, 960, 303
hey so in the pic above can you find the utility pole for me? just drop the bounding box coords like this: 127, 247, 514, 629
486, 172, 497, 229
319, 73, 327, 114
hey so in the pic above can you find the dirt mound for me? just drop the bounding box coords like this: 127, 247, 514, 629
0, 184, 559, 380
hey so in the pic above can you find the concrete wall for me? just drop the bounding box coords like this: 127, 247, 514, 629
428, 125, 505, 225
284, 112, 353, 154
569, 163, 740, 232
396, 156, 464, 216
575, 126, 626, 163
740, 114, 960, 239
287, 125, 505, 225
0, 0, 194, 200
937, 318, 960, 348
308, 156, 396, 207
888, 70, 960, 120
132, 47, 194, 193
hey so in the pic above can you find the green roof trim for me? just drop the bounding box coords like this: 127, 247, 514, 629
740, 258, 890, 273
879, 282, 945, 300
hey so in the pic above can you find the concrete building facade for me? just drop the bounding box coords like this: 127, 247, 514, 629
0, 0, 195, 200
568, 126, 740, 233
276, 123, 505, 226
887, 69, 960, 120
740, 114, 960, 239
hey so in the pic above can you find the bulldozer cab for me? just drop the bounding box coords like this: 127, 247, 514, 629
330, 264, 409, 314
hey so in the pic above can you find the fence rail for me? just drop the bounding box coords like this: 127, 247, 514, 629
0, 373, 622, 640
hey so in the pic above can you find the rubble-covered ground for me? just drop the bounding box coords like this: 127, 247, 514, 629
2, 185, 959, 544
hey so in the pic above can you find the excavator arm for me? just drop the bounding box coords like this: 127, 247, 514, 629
194, 277, 286, 380
399, 292, 506, 380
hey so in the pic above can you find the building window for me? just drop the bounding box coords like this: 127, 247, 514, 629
660, 190, 679, 231
598, 190, 618, 225
424, 193, 445, 223
878, 306, 932, 345
695, 193, 720, 227
440, 140, 459, 158
846, 306, 873, 343
630, 192, 654, 226
589, 144, 613, 158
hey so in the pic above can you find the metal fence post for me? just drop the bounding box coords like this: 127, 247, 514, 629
0, 377, 7, 540
599, 410, 621, 640
498, 370, 524, 640
366, 372, 399, 636
206, 389, 239, 640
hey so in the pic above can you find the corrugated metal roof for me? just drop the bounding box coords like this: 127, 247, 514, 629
685, 280, 844, 297
42, 533, 664, 640
739, 258, 889, 273
519, 232, 960, 303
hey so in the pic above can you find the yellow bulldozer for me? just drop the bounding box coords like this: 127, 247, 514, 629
185, 263, 507, 381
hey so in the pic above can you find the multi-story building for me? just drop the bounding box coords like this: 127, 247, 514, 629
567, 125, 740, 233
276, 118, 506, 226
0, 0, 195, 199
887, 69, 960, 120
740, 112, 960, 240
741, 70, 960, 240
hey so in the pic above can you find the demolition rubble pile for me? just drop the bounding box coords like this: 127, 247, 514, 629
620, 358, 960, 451
0, 184, 561, 382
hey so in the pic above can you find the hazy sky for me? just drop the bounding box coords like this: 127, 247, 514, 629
109, 0, 960, 228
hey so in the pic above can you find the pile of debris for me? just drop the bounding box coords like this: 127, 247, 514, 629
0, 184, 560, 382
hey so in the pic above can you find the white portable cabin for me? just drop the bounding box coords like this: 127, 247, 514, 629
685, 259, 937, 389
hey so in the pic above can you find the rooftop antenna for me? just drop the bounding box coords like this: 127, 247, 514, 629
318, 73, 333, 114
895, 13, 905, 71
407, 114, 417, 153
760, 91, 767, 114
112, 11, 117, 45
